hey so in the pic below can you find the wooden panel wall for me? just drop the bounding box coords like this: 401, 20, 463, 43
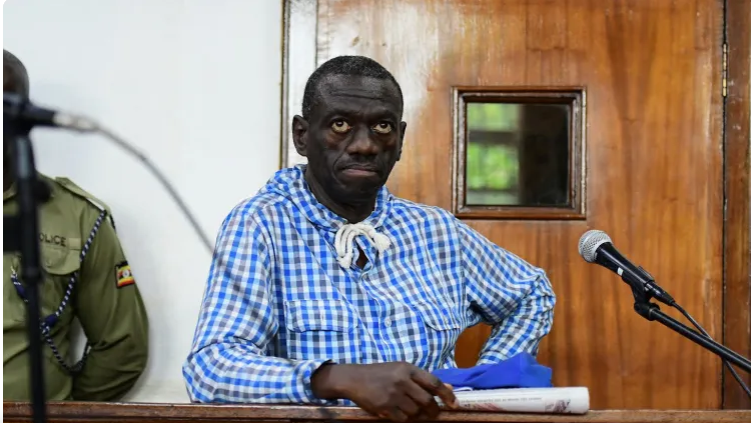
723, 0, 751, 410
281, 0, 750, 410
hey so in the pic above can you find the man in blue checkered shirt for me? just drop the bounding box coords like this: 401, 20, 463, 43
183, 56, 556, 421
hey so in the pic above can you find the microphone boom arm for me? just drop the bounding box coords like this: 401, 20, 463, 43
629, 282, 751, 373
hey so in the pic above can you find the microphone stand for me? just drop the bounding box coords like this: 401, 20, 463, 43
629, 282, 751, 373
4, 105, 48, 423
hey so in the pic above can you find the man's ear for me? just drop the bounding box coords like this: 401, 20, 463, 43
397, 121, 407, 161
292, 115, 309, 157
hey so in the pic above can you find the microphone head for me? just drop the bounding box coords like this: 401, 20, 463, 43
578, 230, 612, 263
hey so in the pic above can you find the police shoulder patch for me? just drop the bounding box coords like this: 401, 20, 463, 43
115, 261, 135, 288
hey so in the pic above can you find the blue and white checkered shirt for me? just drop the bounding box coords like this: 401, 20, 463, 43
183, 165, 555, 404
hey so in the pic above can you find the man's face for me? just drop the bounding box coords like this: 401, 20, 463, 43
293, 75, 407, 204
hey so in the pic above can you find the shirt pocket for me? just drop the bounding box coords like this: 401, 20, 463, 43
4, 256, 27, 326
39, 244, 81, 323
41, 244, 80, 275
285, 299, 360, 332
283, 299, 361, 361
409, 300, 463, 332
385, 299, 463, 368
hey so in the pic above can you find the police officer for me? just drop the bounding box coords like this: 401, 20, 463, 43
3, 49, 149, 401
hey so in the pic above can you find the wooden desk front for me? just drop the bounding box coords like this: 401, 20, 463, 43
3, 402, 750, 423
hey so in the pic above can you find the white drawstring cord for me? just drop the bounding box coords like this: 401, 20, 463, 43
334, 223, 391, 268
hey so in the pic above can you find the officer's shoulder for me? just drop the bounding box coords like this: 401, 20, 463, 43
49, 176, 113, 216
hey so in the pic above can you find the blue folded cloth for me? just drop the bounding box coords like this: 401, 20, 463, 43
432, 352, 553, 390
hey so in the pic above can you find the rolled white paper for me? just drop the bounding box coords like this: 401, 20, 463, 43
438, 387, 590, 414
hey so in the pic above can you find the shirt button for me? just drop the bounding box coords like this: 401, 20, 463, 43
384, 318, 392, 327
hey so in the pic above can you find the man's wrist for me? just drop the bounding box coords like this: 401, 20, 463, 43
311, 363, 353, 400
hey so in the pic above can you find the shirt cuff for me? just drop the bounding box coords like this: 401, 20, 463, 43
293, 359, 338, 405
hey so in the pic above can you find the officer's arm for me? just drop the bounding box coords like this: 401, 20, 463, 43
72, 210, 149, 401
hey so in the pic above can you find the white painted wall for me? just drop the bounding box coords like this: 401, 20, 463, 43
3, 0, 283, 402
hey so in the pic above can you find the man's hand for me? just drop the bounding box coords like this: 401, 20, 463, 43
311, 362, 458, 422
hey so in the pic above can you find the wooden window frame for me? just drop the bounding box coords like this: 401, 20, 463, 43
452, 87, 587, 220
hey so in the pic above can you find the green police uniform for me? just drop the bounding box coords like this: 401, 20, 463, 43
3, 174, 149, 401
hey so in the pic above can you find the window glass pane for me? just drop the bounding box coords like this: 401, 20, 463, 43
465, 102, 570, 207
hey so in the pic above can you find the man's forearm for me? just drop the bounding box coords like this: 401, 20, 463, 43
184, 342, 333, 404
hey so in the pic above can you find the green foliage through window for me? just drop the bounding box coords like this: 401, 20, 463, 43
467, 103, 519, 131
465, 103, 521, 205
466, 143, 518, 190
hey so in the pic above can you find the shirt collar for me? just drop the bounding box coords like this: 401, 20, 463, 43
3, 174, 54, 202
286, 164, 393, 232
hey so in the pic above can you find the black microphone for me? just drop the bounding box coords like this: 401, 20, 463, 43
3, 92, 96, 132
578, 229, 676, 306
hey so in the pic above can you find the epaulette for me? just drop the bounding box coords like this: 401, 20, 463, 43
54, 177, 113, 217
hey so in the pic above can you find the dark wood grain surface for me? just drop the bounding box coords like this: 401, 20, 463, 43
723, 0, 751, 410
301, 0, 726, 409
3, 402, 751, 423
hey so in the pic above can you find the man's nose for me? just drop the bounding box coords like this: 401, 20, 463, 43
345, 126, 379, 156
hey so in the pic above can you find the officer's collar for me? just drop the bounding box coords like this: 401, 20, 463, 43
3, 174, 54, 202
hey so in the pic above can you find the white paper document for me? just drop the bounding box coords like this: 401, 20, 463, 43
439, 387, 590, 414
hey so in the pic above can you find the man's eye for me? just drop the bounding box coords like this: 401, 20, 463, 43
331, 120, 352, 133
372, 122, 392, 134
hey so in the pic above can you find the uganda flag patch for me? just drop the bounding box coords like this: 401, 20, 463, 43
115, 261, 135, 288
